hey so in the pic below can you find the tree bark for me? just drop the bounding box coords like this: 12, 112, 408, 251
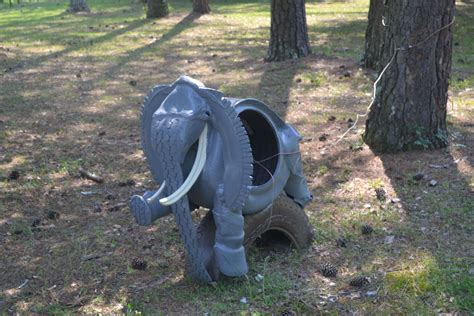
266, 0, 311, 62
67, 0, 90, 13
146, 0, 169, 19
193, 0, 210, 14
363, 0, 385, 70
364, 0, 455, 152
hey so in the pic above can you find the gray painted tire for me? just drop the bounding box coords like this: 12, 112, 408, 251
196, 194, 314, 279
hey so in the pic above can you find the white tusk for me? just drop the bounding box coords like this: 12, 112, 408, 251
159, 124, 208, 206
146, 180, 166, 204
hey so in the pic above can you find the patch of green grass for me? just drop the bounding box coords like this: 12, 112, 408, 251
368, 178, 383, 190
0, 131, 8, 143
57, 157, 83, 174
301, 71, 328, 87
123, 300, 145, 315
317, 164, 329, 176
453, 2, 474, 73
450, 75, 474, 91
385, 255, 474, 311
10, 221, 33, 237
33, 303, 71, 315
385, 256, 437, 296
140, 250, 304, 314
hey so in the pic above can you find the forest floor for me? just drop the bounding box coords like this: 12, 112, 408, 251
0, 0, 473, 314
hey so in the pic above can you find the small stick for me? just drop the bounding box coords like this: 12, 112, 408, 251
18, 279, 29, 289
78, 167, 104, 183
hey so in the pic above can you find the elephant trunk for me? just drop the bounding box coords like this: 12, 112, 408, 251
152, 117, 213, 282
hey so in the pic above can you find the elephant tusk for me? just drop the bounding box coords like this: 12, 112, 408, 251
146, 180, 166, 204
159, 124, 208, 206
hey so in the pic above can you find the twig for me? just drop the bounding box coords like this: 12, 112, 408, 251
78, 167, 104, 183
81, 253, 102, 261
107, 202, 126, 212
18, 279, 29, 289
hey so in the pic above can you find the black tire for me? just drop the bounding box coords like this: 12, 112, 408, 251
196, 194, 314, 280
243, 194, 314, 250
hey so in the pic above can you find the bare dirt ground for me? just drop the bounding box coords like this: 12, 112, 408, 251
0, 0, 473, 314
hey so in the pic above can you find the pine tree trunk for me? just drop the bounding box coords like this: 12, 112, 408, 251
67, 0, 90, 13
266, 0, 311, 62
363, 0, 385, 70
146, 0, 169, 19
364, 0, 455, 152
193, 0, 210, 14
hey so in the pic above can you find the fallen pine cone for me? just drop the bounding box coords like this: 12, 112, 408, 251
8, 170, 20, 180
349, 275, 369, 287
47, 210, 60, 220
375, 187, 386, 201
361, 224, 373, 235
336, 236, 347, 248
320, 263, 337, 278
131, 257, 147, 270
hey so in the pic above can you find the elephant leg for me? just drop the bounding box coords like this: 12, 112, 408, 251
212, 184, 248, 277
284, 153, 313, 207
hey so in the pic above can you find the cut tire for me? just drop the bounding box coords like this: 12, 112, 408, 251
243, 193, 314, 250
196, 193, 314, 280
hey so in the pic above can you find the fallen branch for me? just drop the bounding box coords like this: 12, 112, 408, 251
81, 253, 102, 261
107, 203, 126, 212
78, 167, 104, 184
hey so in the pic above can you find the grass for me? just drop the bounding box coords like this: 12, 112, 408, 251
1, 0, 473, 314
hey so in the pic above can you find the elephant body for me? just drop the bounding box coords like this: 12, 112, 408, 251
130, 76, 312, 282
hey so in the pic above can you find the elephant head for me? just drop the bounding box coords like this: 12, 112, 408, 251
139, 76, 253, 282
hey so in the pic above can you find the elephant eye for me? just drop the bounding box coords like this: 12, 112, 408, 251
204, 110, 211, 117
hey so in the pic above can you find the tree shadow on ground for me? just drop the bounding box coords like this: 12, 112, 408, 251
22, 18, 150, 70
99, 12, 201, 81
375, 124, 474, 311
307, 18, 367, 60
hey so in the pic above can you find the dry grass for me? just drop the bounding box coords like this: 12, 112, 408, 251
0, 0, 473, 314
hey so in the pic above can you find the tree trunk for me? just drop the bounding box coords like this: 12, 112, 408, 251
364, 0, 455, 152
67, 0, 90, 13
193, 0, 210, 14
266, 0, 311, 62
146, 0, 169, 19
363, 0, 385, 70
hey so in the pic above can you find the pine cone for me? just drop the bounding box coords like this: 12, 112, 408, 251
336, 236, 347, 248
131, 257, 147, 270
412, 173, 425, 181
320, 263, 337, 277
46, 210, 60, 220
375, 187, 386, 201
361, 224, 373, 235
349, 275, 369, 287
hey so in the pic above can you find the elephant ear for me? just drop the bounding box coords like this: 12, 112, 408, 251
198, 88, 254, 210
140, 84, 173, 184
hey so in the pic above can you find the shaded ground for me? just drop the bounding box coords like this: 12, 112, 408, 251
0, 0, 473, 314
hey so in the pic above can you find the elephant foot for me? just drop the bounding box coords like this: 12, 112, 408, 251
214, 244, 248, 276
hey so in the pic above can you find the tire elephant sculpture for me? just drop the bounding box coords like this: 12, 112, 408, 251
130, 76, 313, 282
